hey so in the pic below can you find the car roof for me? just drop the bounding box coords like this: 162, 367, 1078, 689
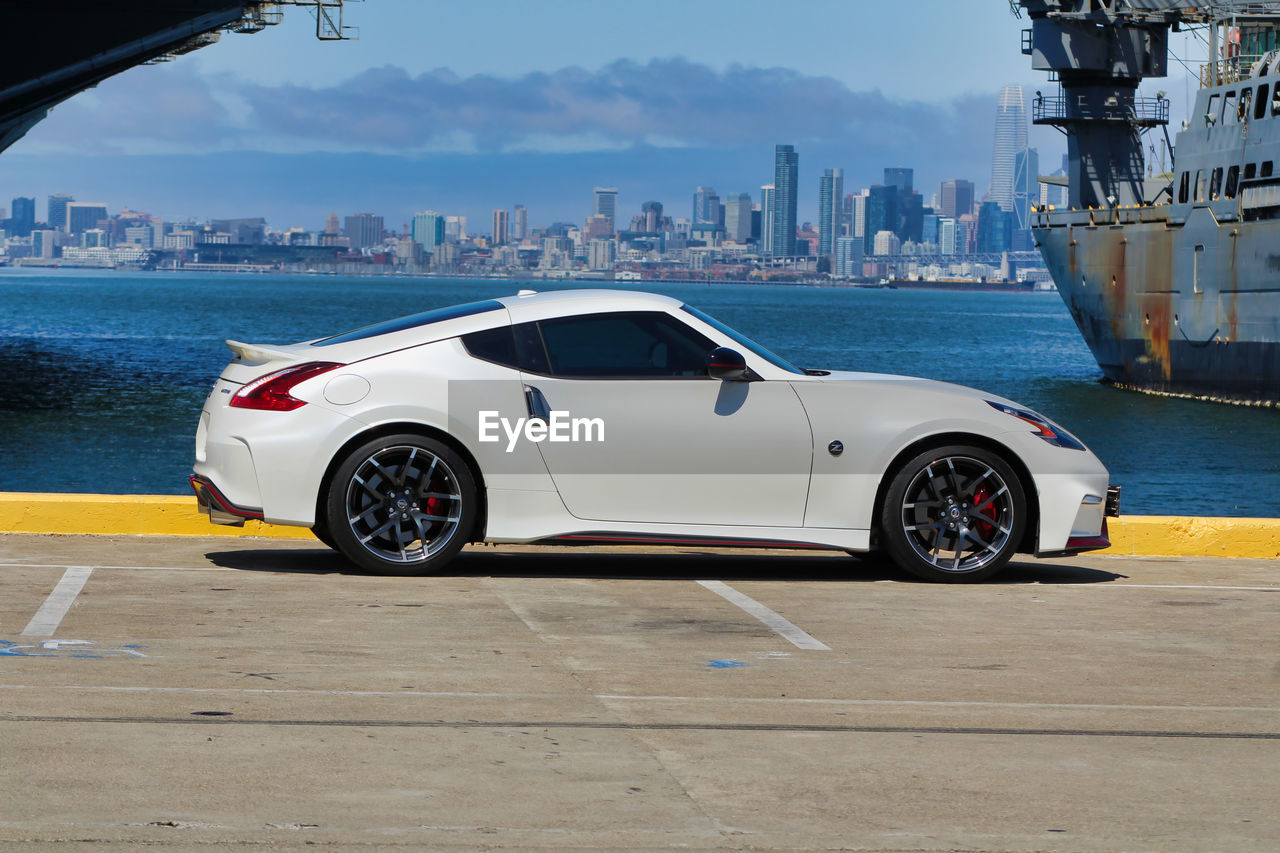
497, 288, 683, 323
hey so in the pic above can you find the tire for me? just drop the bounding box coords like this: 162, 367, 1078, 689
310, 519, 337, 551
879, 444, 1026, 583
325, 433, 477, 576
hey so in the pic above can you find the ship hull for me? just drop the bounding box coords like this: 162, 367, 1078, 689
1034, 206, 1280, 405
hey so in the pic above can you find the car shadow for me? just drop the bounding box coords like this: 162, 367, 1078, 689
202, 546, 1126, 585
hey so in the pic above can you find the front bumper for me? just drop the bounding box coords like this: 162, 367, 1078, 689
1042, 484, 1121, 557
190, 474, 263, 526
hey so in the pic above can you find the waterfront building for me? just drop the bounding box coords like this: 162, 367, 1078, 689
324, 212, 340, 235
872, 230, 901, 256
771, 145, 798, 257
343, 213, 384, 251
834, 235, 863, 277
445, 215, 466, 242
723, 192, 753, 243
759, 184, 776, 254
47, 194, 73, 230
412, 211, 445, 252
512, 204, 528, 240
990, 85, 1028, 214
164, 231, 195, 250
938, 179, 975, 219
9, 196, 35, 237
211, 217, 266, 244
80, 228, 109, 248
492, 209, 508, 245
592, 187, 618, 231
921, 214, 941, 247
32, 229, 56, 258
587, 239, 616, 270
124, 225, 154, 248
66, 202, 108, 235
818, 168, 843, 257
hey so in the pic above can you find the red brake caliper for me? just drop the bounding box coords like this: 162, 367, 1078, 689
972, 486, 995, 540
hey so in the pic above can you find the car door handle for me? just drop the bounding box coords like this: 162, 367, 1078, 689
524, 384, 552, 423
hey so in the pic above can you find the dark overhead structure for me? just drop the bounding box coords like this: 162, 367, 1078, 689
0, 0, 355, 155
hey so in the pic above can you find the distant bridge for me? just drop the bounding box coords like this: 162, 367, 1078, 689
0, 1, 355, 154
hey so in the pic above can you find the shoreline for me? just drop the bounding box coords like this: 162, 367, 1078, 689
2, 492, 1276, 560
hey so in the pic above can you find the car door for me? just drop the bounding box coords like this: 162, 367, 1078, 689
516, 310, 813, 527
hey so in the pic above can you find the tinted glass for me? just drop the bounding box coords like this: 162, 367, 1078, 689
312, 300, 503, 346
537, 312, 714, 378
461, 325, 519, 369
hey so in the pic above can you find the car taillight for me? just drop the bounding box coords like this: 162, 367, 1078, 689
229, 362, 341, 411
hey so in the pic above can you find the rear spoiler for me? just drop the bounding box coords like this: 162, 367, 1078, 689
225, 339, 302, 364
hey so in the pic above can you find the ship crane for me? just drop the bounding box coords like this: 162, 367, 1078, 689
1014, 0, 1280, 209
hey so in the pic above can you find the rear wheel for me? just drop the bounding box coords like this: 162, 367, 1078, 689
879, 445, 1025, 583
325, 434, 477, 576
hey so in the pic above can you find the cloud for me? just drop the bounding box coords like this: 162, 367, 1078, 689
235, 59, 994, 157
29, 65, 237, 155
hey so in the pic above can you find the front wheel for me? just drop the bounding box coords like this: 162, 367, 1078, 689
325, 434, 477, 576
879, 445, 1026, 583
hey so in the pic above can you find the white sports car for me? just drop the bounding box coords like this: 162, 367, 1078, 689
192, 289, 1118, 582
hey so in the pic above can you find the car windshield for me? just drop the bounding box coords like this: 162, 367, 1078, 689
312, 300, 504, 347
680, 304, 803, 374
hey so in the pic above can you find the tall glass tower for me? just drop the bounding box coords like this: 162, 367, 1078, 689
771, 145, 798, 257
760, 184, 775, 254
818, 167, 843, 256
990, 85, 1027, 213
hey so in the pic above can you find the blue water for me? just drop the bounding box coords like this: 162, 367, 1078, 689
1, 267, 1277, 516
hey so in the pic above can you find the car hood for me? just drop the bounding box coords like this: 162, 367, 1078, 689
807, 369, 1019, 407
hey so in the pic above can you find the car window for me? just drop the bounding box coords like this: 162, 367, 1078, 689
680, 304, 804, 374
461, 325, 519, 369
535, 311, 715, 378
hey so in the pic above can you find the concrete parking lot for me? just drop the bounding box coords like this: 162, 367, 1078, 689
1, 533, 1278, 851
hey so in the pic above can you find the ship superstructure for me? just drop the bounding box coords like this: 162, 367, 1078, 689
1018, 0, 1280, 404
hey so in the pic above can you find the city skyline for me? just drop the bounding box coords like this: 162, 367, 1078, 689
0, 0, 1102, 232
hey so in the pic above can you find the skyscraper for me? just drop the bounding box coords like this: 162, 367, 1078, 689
939, 179, 975, 219
990, 85, 1028, 213
412, 211, 445, 252
512, 205, 528, 240
760, 184, 776, 254
492, 209, 508, 245
863, 185, 898, 254
592, 187, 618, 230
66, 202, 108, 235
692, 186, 720, 225
9, 196, 35, 237
818, 168, 844, 256
883, 168, 913, 193
1013, 146, 1040, 235
771, 145, 798, 257
723, 193, 753, 242
343, 213, 384, 251
47, 194, 73, 230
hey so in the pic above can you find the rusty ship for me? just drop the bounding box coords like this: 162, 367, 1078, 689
1019, 0, 1280, 404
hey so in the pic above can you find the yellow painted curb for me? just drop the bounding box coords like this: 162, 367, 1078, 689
0, 493, 312, 540
1102, 515, 1280, 560
0, 493, 1276, 558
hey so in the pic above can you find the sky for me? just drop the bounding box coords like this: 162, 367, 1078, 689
0, 0, 1212, 232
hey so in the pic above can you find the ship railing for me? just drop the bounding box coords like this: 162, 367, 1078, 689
1200, 54, 1270, 87
1033, 95, 1169, 126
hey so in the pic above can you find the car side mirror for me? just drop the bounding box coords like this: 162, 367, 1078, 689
707, 347, 753, 381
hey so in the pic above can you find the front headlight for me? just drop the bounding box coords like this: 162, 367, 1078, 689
986, 401, 1086, 451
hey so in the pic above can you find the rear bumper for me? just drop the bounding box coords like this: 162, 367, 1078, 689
190, 474, 263, 526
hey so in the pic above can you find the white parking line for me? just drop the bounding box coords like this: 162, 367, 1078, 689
22, 567, 94, 637
697, 580, 831, 650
